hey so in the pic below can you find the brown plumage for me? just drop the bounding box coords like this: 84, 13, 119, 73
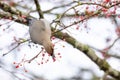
28, 18, 54, 58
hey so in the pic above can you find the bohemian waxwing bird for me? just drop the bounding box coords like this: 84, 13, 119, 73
26, 18, 55, 58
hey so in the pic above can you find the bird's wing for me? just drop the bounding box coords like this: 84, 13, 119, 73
40, 19, 51, 35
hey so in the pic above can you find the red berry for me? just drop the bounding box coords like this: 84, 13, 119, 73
15, 65, 19, 68
86, 6, 89, 9
76, 26, 79, 30
105, 0, 110, 3
53, 58, 56, 62
59, 56, 62, 58
41, 62, 43, 64
13, 62, 16, 64
25, 70, 28, 72
58, 53, 60, 55
118, 15, 120, 18
42, 54, 45, 57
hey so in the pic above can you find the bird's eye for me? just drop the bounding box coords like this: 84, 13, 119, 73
26, 18, 33, 26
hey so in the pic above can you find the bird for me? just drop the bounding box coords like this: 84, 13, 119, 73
26, 18, 55, 58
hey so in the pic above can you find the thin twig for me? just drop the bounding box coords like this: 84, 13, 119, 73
108, 37, 120, 49
54, 9, 101, 33
3, 39, 30, 56
54, 1, 120, 33
43, 1, 77, 13
27, 48, 44, 63
89, 37, 120, 59
3, 43, 20, 56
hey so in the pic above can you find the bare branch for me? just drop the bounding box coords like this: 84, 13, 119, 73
3, 39, 30, 56
0, 1, 21, 15
0, 1, 120, 79
53, 1, 120, 33
34, 0, 44, 19
109, 54, 120, 59
108, 37, 120, 50
89, 37, 120, 59
43, 1, 77, 13
27, 48, 44, 63
54, 9, 101, 33
53, 32, 120, 79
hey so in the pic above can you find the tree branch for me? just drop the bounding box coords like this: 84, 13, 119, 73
43, 1, 76, 13
52, 32, 120, 79
0, 1, 21, 15
0, 1, 120, 79
53, 1, 120, 33
3, 39, 30, 56
34, 0, 44, 19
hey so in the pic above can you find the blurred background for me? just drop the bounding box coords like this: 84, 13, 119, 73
0, 0, 120, 80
